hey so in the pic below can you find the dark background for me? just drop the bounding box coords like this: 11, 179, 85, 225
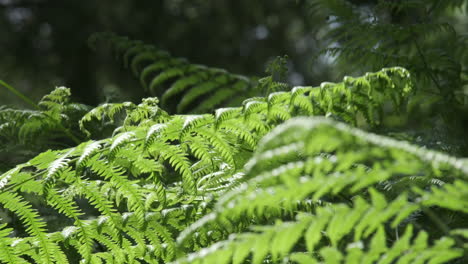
0, 0, 339, 106
0, 0, 467, 126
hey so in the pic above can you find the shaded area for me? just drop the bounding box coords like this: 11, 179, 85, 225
0, 0, 331, 106
0, 0, 467, 155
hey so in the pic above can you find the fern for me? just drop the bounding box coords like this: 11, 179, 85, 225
175, 117, 468, 263
307, 0, 468, 154
1, 31, 467, 263
308, 0, 467, 89
0, 86, 89, 173
0, 64, 415, 263
88, 32, 256, 114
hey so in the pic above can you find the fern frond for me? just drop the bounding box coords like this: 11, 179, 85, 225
89, 32, 254, 114
176, 117, 468, 263
307, 0, 468, 147
79, 102, 135, 137
0, 225, 29, 263
45, 188, 94, 260
0, 87, 88, 172
0, 64, 429, 263
77, 140, 102, 168
0, 192, 61, 263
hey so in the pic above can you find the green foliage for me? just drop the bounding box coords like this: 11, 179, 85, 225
175, 117, 468, 263
307, 0, 468, 154
88, 32, 256, 114
1, 31, 467, 264
308, 0, 468, 95
0, 86, 89, 173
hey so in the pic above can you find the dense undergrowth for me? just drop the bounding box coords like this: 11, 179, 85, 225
1, 1, 468, 261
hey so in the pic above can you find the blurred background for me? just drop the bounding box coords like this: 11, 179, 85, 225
0, 0, 467, 155
0, 0, 338, 106
1, 0, 467, 105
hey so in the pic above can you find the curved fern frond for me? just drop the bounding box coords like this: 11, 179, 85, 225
89, 32, 255, 114
1, 58, 435, 263
176, 117, 468, 263
307, 0, 468, 154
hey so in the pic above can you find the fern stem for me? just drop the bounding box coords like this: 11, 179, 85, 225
0, 80, 40, 110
